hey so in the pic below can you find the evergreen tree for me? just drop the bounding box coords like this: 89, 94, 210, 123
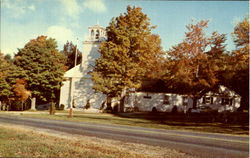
14, 36, 66, 109
62, 41, 82, 70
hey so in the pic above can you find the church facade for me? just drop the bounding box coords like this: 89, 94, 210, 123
59, 25, 107, 109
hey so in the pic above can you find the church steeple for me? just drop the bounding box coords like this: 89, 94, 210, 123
88, 24, 106, 42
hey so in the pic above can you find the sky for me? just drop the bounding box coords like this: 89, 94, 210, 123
1, 0, 249, 57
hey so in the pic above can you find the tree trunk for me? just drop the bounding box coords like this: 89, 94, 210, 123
119, 88, 127, 112
106, 96, 112, 111
50, 101, 56, 115
22, 101, 24, 111
31, 97, 36, 110
193, 96, 198, 109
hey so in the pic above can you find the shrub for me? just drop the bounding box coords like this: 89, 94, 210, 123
134, 107, 139, 112
113, 103, 119, 113
152, 107, 157, 113
85, 100, 90, 109
172, 106, 177, 113
59, 104, 65, 110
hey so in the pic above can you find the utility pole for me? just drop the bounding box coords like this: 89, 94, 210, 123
69, 38, 78, 118
74, 38, 78, 67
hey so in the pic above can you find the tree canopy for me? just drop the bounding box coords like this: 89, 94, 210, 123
62, 41, 82, 70
227, 16, 249, 109
92, 6, 164, 98
165, 20, 220, 98
14, 36, 66, 102
0, 52, 12, 103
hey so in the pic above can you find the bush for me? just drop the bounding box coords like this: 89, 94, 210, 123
152, 107, 157, 113
113, 103, 119, 113
172, 106, 177, 113
134, 107, 139, 112
59, 104, 65, 110
84, 100, 90, 109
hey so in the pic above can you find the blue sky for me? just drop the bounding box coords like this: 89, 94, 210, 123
1, 0, 249, 56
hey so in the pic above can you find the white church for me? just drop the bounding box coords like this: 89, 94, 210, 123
59, 24, 107, 109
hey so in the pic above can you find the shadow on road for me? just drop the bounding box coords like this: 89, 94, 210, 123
111, 112, 249, 135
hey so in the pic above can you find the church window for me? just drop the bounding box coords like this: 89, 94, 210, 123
96, 30, 100, 40
91, 30, 94, 39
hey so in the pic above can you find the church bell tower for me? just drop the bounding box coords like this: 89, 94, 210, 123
82, 24, 106, 66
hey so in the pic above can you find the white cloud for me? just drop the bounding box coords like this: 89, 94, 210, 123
2, 0, 36, 18
46, 26, 75, 46
83, 0, 107, 13
28, 4, 36, 11
59, 0, 107, 18
60, 0, 81, 18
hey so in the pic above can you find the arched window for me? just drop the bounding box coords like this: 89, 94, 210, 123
96, 30, 100, 40
91, 30, 94, 39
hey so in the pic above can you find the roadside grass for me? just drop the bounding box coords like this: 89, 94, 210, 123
0, 125, 193, 158
0, 111, 248, 135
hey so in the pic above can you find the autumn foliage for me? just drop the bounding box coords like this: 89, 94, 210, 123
92, 6, 164, 99
166, 20, 219, 97
13, 79, 31, 102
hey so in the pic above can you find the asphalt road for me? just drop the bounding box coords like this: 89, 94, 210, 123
0, 114, 248, 158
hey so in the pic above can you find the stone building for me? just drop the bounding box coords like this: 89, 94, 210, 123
59, 25, 107, 109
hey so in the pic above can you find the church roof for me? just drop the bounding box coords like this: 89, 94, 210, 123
88, 24, 105, 30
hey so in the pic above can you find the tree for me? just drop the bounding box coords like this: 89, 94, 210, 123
166, 20, 219, 108
91, 6, 164, 111
206, 32, 232, 84
0, 52, 12, 108
228, 16, 249, 110
62, 41, 82, 70
14, 36, 66, 111
12, 79, 31, 111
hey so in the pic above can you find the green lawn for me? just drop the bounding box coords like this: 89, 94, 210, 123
1, 111, 248, 135
0, 125, 192, 158
0, 126, 112, 158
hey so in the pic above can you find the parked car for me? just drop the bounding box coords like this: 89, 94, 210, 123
187, 108, 201, 114
199, 106, 217, 114
188, 106, 216, 114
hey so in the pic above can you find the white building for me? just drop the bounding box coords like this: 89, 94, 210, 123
59, 25, 107, 109
124, 85, 241, 113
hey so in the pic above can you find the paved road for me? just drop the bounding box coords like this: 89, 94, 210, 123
0, 114, 248, 158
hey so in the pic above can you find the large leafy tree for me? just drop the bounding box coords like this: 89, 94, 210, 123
0, 52, 12, 105
14, 36, 66, 107
165, 20, 222, 107
206, 32, 232, 85
92, 6, 164, 110
62, 41, 82, 70
227, 16, 249, 109
0, 52, 27, 110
